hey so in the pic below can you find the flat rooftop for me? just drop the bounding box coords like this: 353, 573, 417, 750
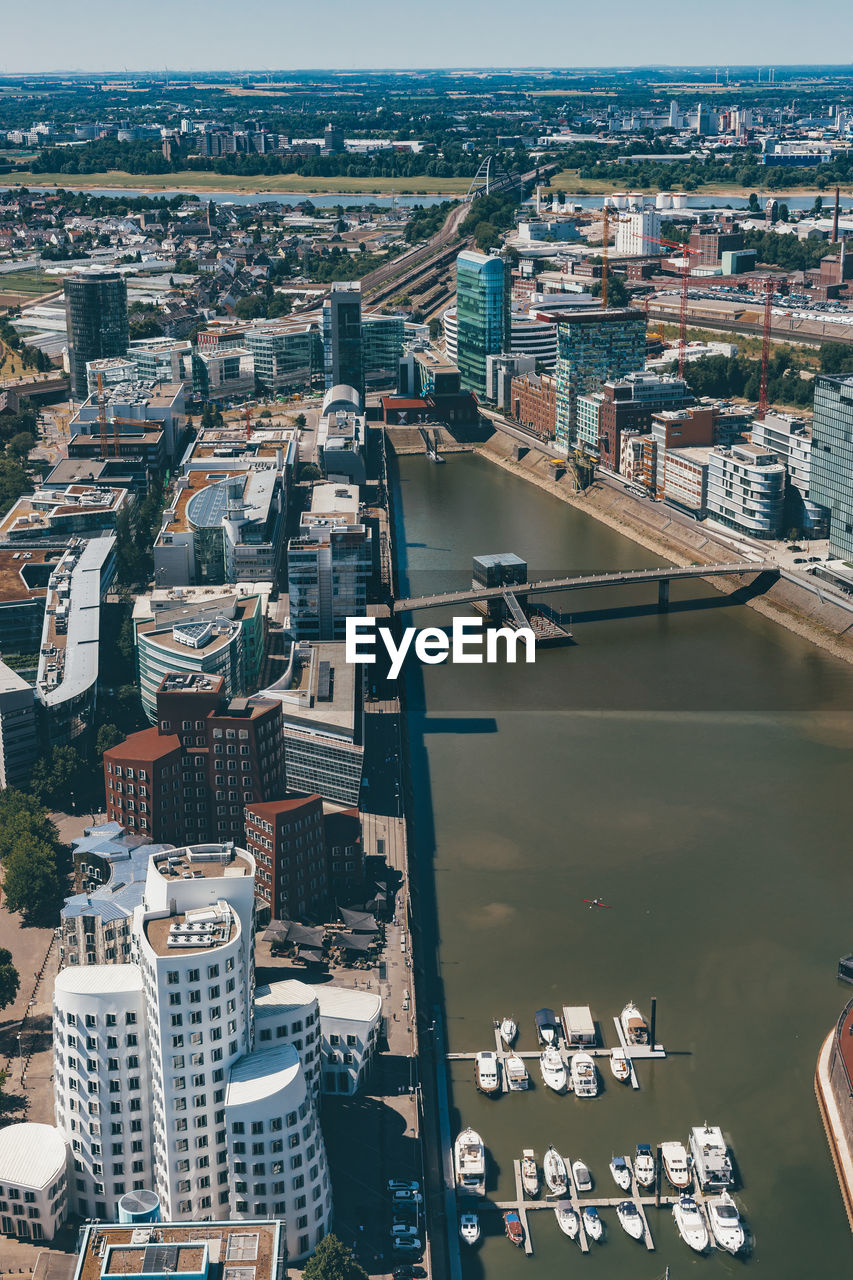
0, 547, 57, 602
73, 1221, 281, 1280
143, 902, 236, 957
151, 846, 253, 882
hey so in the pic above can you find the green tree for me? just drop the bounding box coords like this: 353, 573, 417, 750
2, 838, 61, 924
303, 1235, 368, 1280
292, 413, 307, 429
95, 724, 123, 757
0, 789, 59, 849
748, 192, 760, 212
591, 275, 629, 308
298, 462, 323, 482
31, 745, 86, 809
7, 432, 35, 459
429, 317, 441, 341
0, 948, 20, 1011
473, 220, 499, 252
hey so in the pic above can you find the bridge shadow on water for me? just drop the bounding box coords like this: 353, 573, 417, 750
538, 568, 778, 626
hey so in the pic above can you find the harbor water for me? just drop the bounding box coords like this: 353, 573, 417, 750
392, 451, 853, 1279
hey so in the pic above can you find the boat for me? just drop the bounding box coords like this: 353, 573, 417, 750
620, 1001, 650, 1046
610, 1047, 630, 1082
474, 1050, 501, 1097
454, 1128, 486, 1197
672, 1194, 709, 1253
499, 1016, 518, 1047
572, 1159, 592, 1193
582, 1205, 603, 1242
521, 1149, 539, 1197
535, 1007, 561, 1045
539, 1046, 568, 1093
505, 1055, 529, 1091
706, 1190, 745, 1254
689, 1124, 734, 1190
555, 1201, 579, 1240
634, 1144, 656, 1189
661, 1140, 691, 1189
571, 1052, 598, 1097
609, 1155, 631, 1191
504, 1210, 524, 1247
616, 1200, 644, 1241
459, 1213, 481, 1246
544, 1146, 568, 1195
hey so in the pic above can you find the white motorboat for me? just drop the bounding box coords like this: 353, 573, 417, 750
572, 1159, 592, 1193
707, 1190, 745, 1254
454, 1128, 486, 1197
540, 1046, 568, 1093
555, 1201, 579, 1240
474, 1051, 501, 1098
544, 1146, 568, 1195
582, 1205, 603, 1241
535, 1007, 560, 1044
689, 1124, 734, 1190
672, 1194, 709, 1253
634, 1144, 656, 1189
620, 1001, 650, 1046
499, 1016, 518, 1047
505, 1055, 529, 1091
570, 1051, 598, 1097
609, 1155, 631, 1191
661, 1140, 691, 1189
521, 1149, 539, 1198
610, 1047, 630, 1082
617, 1199, 644, 1241
459, 1213, 481, 1246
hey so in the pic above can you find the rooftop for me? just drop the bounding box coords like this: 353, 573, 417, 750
55, 963, 143, 997
0, 1123, 68, 1191
254, 978, 318, 1017
262, 642, 359, 740
149, 845, 253, 884
144, 901, 237, 957
316, 983, 382, 1024
73, 1221, 281, 1280
310, 482, 360, 516
226, 1043, 302, 1107
106, 725, 182, 762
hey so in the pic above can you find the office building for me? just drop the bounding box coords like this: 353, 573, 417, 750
510, 372, 558, 439
811, 376, 853, 558
706, 443, 786, 538
322, 282, 363, 396
454, 251, 510, 397
246, 795, 363, 922
53, 844, 332, 1260
554, 309, 646, 449
362, 313, 406, 389
262, 643, 364, 806
751, 412, 829, 538
0, 1123, 68, 1242
288, 484, 372, 642
247, 322, 324, 395
316, 386, 367, 486
615, 208, 662, 256
588, 371, 692, 471
69, 382, 185, 464
485, 353, 535, 410
0, 660, 37, 789
72, 1219, 286, 1280
64, 272, 129, 401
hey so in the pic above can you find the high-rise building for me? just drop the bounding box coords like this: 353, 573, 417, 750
0, 659, 37, 789
287, 484, 372, 641
615, 209, 662, 257
64, 273, 129, 401
455, 250, 510, 397
811, 375, 853, 558
53, 844, 333, 1260
322, 282, 363, 395
554, 309, 647, 449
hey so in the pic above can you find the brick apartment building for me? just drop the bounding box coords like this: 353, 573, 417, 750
104, 673, 284, 844
245, 795, 363, 922
510, 372, 557, 439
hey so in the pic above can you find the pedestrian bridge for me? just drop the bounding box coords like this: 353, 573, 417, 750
391, 562, 777, 614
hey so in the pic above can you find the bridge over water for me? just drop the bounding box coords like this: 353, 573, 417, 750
392, 562, 777, 615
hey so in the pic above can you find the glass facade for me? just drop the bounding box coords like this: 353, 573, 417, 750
455, 251, 510, 397
811, 375, 853, 559
247, 325, 323, 394
64, 274, 129, 400
322, 284, 363, 395
554, 311, 647, 450
362, 315, 405, 389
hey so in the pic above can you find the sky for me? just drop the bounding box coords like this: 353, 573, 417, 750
4, 0, 853, 74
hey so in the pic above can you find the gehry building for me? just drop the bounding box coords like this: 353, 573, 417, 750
53, 843, 332, 1261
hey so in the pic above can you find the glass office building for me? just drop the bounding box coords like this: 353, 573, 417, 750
64, 273, 129, 400
322, 282, 364, 395
811, 375, 853, 558
362, 315, 406, 389
455, 250, 510, 397
554, 309, 647, 450
246, 323, 324, 394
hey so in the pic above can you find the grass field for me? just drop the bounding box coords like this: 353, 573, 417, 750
549, 168, 852, 198
0, 269, 55, 296
5, 170, 471, 196
0, 339, 34, 379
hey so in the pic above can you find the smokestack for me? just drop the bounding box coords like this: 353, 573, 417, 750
833, 186, 840, 243
649, 995, 657, 1046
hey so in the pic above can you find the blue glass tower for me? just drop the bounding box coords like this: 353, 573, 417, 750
455, 250, 509, 397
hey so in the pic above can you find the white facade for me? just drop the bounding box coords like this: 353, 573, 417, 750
0, 1123, 68, 1242
255, 980, 322, 1097
226, 1044, 332, 1260
661, 447, 709, 514
751, 412, 828, 535
615, 209, 662, 257
706, 443, 786, 538
316, 985, 382, 1095
53, 965, 154, 1222
443, 306, 558, 369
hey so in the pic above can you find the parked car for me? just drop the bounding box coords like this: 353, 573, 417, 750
392, 1237, 423, 1253
392, 1190, 423, 1204
388, 1180, 420, 1193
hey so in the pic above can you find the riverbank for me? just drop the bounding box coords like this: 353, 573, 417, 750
549, 167, 853, 199
2, 170, 469, 196
476, 427, 853, 666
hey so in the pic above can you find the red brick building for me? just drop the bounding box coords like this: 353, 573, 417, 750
104, 673, 285, 844
510, 372, 557, 439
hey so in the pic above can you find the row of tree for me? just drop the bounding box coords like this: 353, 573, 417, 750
0, 789, 68, 926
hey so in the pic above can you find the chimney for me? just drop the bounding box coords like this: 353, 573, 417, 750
833, 186, 840, 243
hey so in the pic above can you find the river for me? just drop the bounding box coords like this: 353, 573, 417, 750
391, 450, 853, 1280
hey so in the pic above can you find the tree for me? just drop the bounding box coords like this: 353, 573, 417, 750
429, 317, 441, 341
473, 220, 499, 252
2, 838, 62, 924
7, 431, 35, 459
30, 745, 86, 809
292, 413, 307, 429
95, 724, 123, 757
0, 948, 20, 1011
303, 1235, 368, 1280
748, 192, 760, 212
591, 275, 629, 308
298, 462, 323, 482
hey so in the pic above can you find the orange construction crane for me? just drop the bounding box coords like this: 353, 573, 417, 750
97, 373, 109, 459
601, 207, 610, 309
756, 277, 776, 421
638, 233, 701, 380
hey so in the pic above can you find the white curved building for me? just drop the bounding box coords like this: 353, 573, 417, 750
226, 1043, 332, 1260
444, 306, 557, 370
255, 980, 322, 1098
53, 965, 153, 1222
0, 1123, 68, 1242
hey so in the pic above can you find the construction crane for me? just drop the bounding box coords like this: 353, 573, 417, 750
600, 207, 610, 310
756, 277, 776, 421
95, 373, 151, 458
637, 232, 701, 380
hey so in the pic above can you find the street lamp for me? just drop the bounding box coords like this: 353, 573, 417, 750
16, 1032, 23, 1082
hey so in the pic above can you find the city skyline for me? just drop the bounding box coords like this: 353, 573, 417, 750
4, 0, 853, 74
